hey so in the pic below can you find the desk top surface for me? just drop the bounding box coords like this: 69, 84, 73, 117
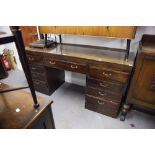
0, 83, 51, 129
26, 44, 136, 66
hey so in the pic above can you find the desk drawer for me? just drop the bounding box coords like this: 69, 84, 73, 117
27, 54, 43, 64
86, 77, 124, 93
58, 61, 87, 74
44, 57, 87, 74
33, 79, 48, 87
29, 63, 46, 73
89, 66, 129, 83
85, 96, 119, 117
33, 79, 51, 95
86, 87, 122, 103
31, 72, 46, 81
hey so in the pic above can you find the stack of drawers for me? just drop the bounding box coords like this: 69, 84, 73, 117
29, 63, 51, 95
85, 65, 129, 117
26, 53, 51, 94
26, 53, 65, 95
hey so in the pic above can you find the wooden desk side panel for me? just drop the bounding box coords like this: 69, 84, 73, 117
39, 26, 136, 39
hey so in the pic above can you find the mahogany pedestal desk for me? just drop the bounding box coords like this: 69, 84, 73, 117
26, 44, 135, 118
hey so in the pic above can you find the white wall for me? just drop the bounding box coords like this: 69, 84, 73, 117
1, 26, 155, 86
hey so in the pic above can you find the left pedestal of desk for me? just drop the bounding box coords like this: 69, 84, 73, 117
0, 86, 55, 129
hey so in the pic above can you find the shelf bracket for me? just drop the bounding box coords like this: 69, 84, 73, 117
44, 34, 47, 47
126, 39, 131, 60
59, 34, 62, 44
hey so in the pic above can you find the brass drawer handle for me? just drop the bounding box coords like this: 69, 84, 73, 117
71, 65, 78, 69
29, 57, 34, 61
99, 83, 108, 87
49, 61, 56, 65
34, 81, 40, 85
103, 72, 112, 77
98, 91, 106, 96
31, 67, 37, 70
98, 100, 105, 105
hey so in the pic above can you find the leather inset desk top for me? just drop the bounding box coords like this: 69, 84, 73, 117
26, 44, 135, 66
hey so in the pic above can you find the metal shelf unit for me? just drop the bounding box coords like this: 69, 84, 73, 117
0, 26, 39, 108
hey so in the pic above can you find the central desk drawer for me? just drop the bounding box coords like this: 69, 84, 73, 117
89, 66, 129, 83
44, 57, 87, 74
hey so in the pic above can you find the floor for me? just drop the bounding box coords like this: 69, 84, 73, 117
1, 69, 155, 129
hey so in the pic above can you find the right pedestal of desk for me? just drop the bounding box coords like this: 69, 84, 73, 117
85, 63, 131, 118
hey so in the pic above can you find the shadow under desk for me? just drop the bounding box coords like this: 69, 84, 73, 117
25, 43, 135, 118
